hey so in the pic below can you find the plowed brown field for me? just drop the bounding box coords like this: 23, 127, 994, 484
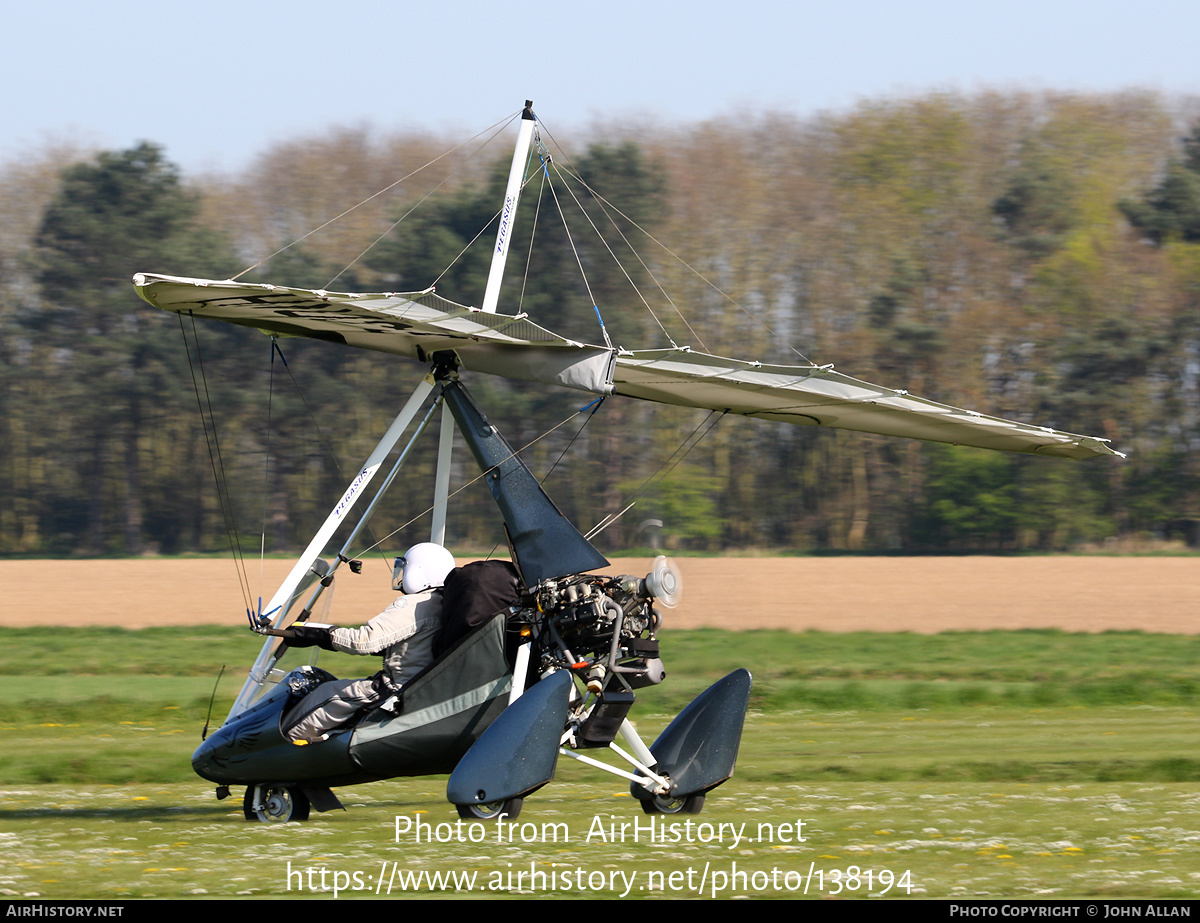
3, 556, 1197, 632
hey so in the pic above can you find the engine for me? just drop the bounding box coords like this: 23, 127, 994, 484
525, 556, 680, 695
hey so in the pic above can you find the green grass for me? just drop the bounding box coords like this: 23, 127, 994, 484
5, 626, 1200, 784
3, 626, 1200, 898
4, 772, 1200, 898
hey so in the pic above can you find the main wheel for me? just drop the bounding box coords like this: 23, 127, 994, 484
244, 784, 311, 823
639, 792, 705, 815
456, 797, 523, 821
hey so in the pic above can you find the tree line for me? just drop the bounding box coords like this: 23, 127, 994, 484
4, 90, 1200, 558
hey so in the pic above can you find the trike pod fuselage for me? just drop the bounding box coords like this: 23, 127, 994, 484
194, 611, 513, 791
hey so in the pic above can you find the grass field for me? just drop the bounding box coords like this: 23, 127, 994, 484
3, 626, 1200, 899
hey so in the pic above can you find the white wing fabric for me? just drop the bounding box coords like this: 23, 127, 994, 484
612, 350, 1118, 459
133, 273, 615, 393
134, 273, 1121, 460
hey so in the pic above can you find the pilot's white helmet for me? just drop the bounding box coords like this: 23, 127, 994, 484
395, 542, 456, 595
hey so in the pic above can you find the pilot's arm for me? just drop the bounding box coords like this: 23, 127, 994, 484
285, 625, 335, 649
329, 592, 442, 688
329, 594, 428, 655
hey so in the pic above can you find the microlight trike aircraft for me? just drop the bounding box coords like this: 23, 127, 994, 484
132, 102, 1120, 823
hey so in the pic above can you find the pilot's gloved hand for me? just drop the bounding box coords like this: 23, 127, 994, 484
287, 625, 335, 650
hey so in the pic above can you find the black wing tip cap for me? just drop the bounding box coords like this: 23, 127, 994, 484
441, 378, 608, 585
522, 100, 535, 120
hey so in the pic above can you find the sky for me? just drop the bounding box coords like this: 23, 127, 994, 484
5, 0, 1200, 175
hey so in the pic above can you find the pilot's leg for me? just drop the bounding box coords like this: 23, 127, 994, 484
284, 678, 379, 742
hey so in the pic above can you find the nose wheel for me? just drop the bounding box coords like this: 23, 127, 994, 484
639, 792, 705, 815
244, 784, 311, 823
455, 797, 523, 821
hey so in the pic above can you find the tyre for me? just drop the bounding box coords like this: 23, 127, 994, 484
244, 784, 311, 823
456, 797, 523, 821
639, 792, 705, 815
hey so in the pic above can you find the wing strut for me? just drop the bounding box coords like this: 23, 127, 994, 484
229, 377, 439, 719
430, 402, 455, 545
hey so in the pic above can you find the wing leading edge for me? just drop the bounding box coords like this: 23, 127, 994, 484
133, 273, 1122, 460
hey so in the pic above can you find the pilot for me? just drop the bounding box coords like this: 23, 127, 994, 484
282, 542, 455, 742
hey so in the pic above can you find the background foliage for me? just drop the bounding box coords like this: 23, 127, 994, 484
5, 90, 1200, 557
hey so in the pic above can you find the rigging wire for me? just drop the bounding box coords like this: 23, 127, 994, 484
540, 158, 612, 350
352, 400, 604, 558
538, 121, 814, 366
540, 145, 681, 349
540, 395, 605, 485
269, 340, 342, 474
230, 109, 522, 283
177, 313, 253, 614
353, 392, 717, 562
258, 338, 278, 602
535, 121, 700, 349
325, 113, 520, 290
428, 144, 544, 293
550, 155, 699, 350
584, 410, 724, 540
429, 204, 506, 290
233, 108, 814, 369
515, 157, 548, 314
596, 187, 816, 365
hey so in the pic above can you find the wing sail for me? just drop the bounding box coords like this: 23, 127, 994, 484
132, 273, 615, 394
134, 273, 1121, 459
613, 349, 1119, 459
